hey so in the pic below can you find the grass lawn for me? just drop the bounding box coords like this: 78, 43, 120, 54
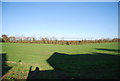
1, 42, 120, 79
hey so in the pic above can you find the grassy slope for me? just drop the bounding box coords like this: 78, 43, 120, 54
1, 42, 120, 79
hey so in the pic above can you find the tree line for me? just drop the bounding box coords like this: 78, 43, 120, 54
0, 34, 120, 45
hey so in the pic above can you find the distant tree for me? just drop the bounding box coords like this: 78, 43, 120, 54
66, 41, 69, 45
15, 36, 22, 42
112, 38, 119, 42
2, 34, 9, 42
9, 36, 16, 42
0, 37, 2, 42
33, 37, 35, 41
25, 37, 31, 41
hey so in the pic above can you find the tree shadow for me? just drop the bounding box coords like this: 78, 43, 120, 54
0, 53, 12, 79
27, 52, 119, 79
95, 48, 120, 53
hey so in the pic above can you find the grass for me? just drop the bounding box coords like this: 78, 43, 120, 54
1, 42, 120, 79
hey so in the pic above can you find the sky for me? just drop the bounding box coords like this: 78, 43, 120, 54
1, 0, 120, 2
2, 2, 118, 40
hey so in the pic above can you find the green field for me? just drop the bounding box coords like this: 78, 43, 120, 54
1, 42, 120, 79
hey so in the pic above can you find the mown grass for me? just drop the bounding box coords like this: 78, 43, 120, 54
1, 42, 120, 79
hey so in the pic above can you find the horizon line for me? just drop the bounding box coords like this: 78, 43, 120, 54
0, 34, 118, 40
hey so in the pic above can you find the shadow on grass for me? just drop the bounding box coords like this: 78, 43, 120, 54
95, 48, 120, 53
27, 52, 119, 79
0, 53, 12, 78
27, 66, 68, 80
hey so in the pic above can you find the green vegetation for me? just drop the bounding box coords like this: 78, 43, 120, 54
1, 42, 120, 79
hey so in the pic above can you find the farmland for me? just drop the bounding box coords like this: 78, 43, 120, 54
1, 42, 120, 79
